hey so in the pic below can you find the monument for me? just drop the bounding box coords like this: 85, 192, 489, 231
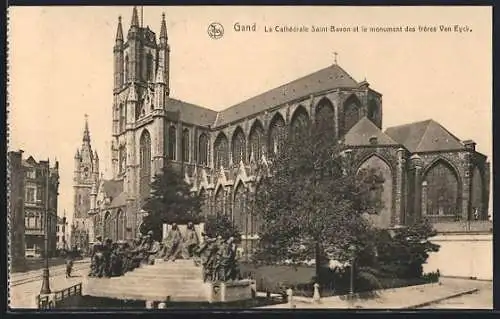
84, 223, 255, 308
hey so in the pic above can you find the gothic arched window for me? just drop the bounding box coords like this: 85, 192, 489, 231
232, 128, 246, 165
116, 209, 125, 241
424, 161, 460, 217
104, 211, 111, 238
198, 133, 208, 165
214, 133, 229, 169
124, 55, 129, 83
200, 188, 209, 218
146, 53, 154, 82
343, 96, 361, 133
290, 106, 310, 138
119, 146, 126, 174
214, 188, 224, 217
233, 183, 246, 234
139, 130, 152, 200
168, 126, 176, 161
315, 98, 336, 133
268, 114, 286, 157
249, 121, 264, 161
182, 129, 190, 163
119, 103, 126, 132
367, 99, 379, 124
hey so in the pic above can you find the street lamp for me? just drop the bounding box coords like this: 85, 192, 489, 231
348, 244, 356, 299
40, 162, 51, 294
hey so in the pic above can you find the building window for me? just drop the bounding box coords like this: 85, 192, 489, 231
124, 55, 129, 83
182, 129, 190, 162
214, 188, 224, 217
268, 114, 286, 156
232, 128, 246, 165
198, 133, 208, 165
343, 96, 361, 133
249, 122, 264, 161
119, 146, 127, 174
200, 188, 208, 218
315, 98, 336, 132
26, 186, 37, 203
168, 126, 176, 161
146, 53, 154, 82
214, 133, 229, 169
119, 103, 126, 132
233, 184, 246, 234
139, 130, 152, 200
424, 161, 460, 217
27, 169, 36, 179
290, 107, 309, 138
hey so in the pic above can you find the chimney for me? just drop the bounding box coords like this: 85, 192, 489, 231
463, 140, 476, 151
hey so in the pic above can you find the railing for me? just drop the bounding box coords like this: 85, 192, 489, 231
36, 283, 82, 310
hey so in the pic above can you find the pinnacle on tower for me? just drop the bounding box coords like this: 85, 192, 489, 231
74, 149, 80, 159
115, 16, 124, 43
83, 114, 90, 143
131, 6, 139, 28
155, 65, 165, 84
160, 12, 167, 40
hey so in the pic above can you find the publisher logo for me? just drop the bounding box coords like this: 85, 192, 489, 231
208, 22, 224, 39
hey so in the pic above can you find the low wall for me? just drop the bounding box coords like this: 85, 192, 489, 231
423, 232, 492, 280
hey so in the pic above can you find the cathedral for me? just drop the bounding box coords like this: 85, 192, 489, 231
73, 7, 490, 252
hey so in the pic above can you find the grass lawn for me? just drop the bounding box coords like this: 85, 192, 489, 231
239, 263, 433, 298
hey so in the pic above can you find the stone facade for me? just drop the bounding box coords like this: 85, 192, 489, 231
86, 8, 490, 247
8, 150, 26, 270
12, 154, 60, 258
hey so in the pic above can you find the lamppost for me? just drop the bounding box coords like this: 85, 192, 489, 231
40, 162, 51, 294
348, 243, 356, 299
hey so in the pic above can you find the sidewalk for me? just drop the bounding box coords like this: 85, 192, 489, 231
258, 278, 483, 309
9, 265, 88, 309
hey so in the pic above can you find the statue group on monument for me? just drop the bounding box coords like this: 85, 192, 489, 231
88, 221, 240, 282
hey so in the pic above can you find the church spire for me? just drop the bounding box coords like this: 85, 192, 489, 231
83, 114, 90, 143
160, 13, 168, 41
115, 16, 123, 43
131, 6, 139, 28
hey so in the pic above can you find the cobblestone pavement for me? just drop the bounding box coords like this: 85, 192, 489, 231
419, 279, 492, 309
9, 261, 90, 309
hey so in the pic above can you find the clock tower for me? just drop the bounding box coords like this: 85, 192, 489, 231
72, 115, 99, 250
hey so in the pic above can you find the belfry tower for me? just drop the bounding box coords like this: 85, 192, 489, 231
71, 115, 99, 250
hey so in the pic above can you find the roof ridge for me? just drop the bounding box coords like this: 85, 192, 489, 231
385, 118, 432, 131
428, 119, 463, 144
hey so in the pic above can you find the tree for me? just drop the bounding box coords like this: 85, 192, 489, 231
251, 116, 383, 282
204, 214, 241, 241
374, 218, 440, 278
141, 164, 203, 241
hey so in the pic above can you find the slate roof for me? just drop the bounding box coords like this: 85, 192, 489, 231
166, 98, 218, 127
384, 119, 465, 153
344, 117, 399, 146
101, 180, 123, 200
109, 191, 128, 208
213, 64, 359, 127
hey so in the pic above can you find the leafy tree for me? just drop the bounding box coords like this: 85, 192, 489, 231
204, 214, 241, 241
374, 218, 440, 278
251, 117, 383, 282
140, 164, 203, 241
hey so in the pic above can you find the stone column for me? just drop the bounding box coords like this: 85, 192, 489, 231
410, 155, 423, 223
394, 148, 406, 226
462, 152, 473, 221
421, 181, 428, 217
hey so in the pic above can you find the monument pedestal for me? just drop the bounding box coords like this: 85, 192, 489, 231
84, 259, 253, 306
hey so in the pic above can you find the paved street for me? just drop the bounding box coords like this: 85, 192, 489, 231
419, 279, 492, 309
9, 260, 90, 309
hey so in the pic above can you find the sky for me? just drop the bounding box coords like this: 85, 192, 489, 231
8, 6, 492, 225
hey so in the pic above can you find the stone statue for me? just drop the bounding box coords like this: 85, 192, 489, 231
162, 223, 183, 261
183, 222, 200, 259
